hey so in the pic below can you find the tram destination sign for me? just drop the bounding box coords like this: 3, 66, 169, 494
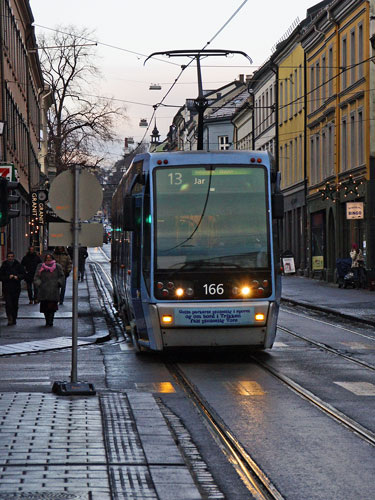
175, 307, 254, 326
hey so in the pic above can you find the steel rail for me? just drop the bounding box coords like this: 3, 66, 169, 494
280, 305, 375, 342
89, 262, 125, 341
278, 325, 375, 372
167, 362, 285, 500
251, 355, 375, 447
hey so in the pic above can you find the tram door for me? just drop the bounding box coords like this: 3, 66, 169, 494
131, 195, 147, 337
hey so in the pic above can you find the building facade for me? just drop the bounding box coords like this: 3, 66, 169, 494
0, 0, 44, 260
302, 0, 375, 279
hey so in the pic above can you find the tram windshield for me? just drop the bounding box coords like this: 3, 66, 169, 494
154, 165, 270, 271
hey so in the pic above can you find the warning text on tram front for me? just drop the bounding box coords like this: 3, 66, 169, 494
175, 308, 254, 326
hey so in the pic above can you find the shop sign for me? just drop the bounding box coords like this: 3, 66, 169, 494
312, 256, 324, 270
346, 202, 364, 219
31, 191, 46, 225
282, 257, 295, 274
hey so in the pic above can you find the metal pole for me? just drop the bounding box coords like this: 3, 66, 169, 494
71, 164, 80, 383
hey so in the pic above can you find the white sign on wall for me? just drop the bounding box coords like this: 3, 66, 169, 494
346, 202, 364, 219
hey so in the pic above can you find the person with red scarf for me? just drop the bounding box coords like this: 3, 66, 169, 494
34, 253, 65, 326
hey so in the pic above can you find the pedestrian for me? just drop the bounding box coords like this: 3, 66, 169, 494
21, 246, 42, 304
350, 243, 365, 287
0, 251, 25, 325
53, 246, 72, 304
33, 252, 65, 327
78, 246, 88, 281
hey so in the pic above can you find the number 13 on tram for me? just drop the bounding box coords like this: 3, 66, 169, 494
111, 151, 284, 351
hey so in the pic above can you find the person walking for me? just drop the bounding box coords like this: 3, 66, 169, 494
34, 252, 64, 327
350, 243, 365, 288
21, 246, 42, 304
78, 246, 88, 281
0, 251, 25, 325
53, 246, 72, 304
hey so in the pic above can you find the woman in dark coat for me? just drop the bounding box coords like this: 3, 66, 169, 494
34, 252, 65, 326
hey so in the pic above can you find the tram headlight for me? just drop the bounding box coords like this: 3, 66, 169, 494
175, 287, 184, 297
161, 314, 173, 324
240, 286, 251, 297
255, 313, 265, 322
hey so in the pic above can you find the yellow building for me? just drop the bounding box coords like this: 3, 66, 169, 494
274, 27, 307, 271
301, 0, 374, 279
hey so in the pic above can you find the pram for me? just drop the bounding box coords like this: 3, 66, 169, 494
336, 258, 353, 288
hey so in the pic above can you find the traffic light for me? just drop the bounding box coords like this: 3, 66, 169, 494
0, 177, 20, 227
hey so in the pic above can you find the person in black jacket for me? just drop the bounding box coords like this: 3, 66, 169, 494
78, 246, 88, 281
21, 246, 42, 304
0, 251, 25, 325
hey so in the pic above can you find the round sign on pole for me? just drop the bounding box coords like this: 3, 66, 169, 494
49, 169, 103, 221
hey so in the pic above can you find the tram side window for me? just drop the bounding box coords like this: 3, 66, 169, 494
142, 179, 151, 292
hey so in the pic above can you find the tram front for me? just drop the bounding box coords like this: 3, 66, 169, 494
142, 153, 280, 350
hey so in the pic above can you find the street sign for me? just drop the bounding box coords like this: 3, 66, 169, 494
49, 170, 103, 221
0, 164, 16, 181
49, 222, 103, 247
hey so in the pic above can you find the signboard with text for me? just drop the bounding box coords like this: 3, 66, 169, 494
346, 202, 364, 219
174, 307, 254, 327
312, 256, 324, 270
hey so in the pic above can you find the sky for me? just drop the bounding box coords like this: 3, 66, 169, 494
30, 0, 320, 164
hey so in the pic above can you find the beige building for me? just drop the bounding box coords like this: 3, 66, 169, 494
0, 0, 44, 259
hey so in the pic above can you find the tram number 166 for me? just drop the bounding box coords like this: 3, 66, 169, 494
203, 284, 224, 295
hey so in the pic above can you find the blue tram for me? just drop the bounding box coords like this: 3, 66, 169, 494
111, 151, 283, 351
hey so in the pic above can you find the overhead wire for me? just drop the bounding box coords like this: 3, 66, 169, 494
132, 0, 250, 152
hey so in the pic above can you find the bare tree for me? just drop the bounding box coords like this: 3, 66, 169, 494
38, 26, 126, 173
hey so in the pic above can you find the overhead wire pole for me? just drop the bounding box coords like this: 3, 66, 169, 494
144, 49, 252, 150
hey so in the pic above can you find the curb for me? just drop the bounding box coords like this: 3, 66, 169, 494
281, 297, 375, 328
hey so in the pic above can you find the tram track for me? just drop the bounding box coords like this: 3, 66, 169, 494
91, 247, 375, 493
277, 324, 375, 372
251, 354, 375, 447
167, 362, 285, 500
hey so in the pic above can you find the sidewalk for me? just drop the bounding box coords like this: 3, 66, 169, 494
282, 274, 375, 326
0, 265, 211, 500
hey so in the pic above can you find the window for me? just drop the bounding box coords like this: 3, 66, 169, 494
358, 23, 364, 78
341, 37, 347, 89
322, 128, 327, 179
284, 80, 288, 121
285, 143, 289, 184
289, 75, 293, 119
315, 62, 320, 109
310, 137, 315, 184
218, 136, 229, 150
328, 123, 335, 176
299, 65, 303, 112
358, 108, 364, 164
350, 29, 356, 84
321, 55, 326, 102
328, 46, 333, 97
279, 82, 283, 123
341, 116, 347, 171
315, 135, 320, 183
310, 67, 315, 113
350, 112, 356, 167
